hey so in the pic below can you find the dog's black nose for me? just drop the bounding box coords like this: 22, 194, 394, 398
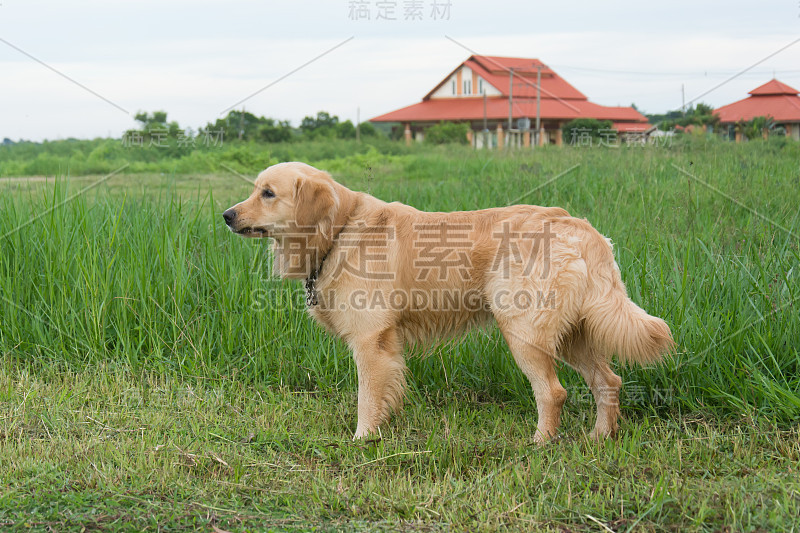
222, 209, 237, 226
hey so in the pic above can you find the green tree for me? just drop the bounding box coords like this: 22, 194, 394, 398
649, 102, 718, 130
128, 110, 181, 148
694, 103, 713, 116
358, 121, 379, 138
300, 111, 341, 138
134, 111, 168, 128
336, 120, 356, 139
257, 119, 293, 143
204, 111, 260, 141
688, 103, 719, 128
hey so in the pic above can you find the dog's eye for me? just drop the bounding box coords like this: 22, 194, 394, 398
261, 189, 275, 199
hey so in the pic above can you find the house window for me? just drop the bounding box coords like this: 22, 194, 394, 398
479, 79, 484, 94
452, 79, 456, 95
464, 79, 472, 95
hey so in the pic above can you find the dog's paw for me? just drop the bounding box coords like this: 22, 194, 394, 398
589, 426, 618, 442
353, 425, 376, 440
533, 429, 559, 445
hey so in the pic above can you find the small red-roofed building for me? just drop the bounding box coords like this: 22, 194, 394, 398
370, 55, 651, 147
714, 79, 800, 141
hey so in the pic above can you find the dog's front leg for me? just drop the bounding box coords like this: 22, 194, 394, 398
351, 327, 406, 439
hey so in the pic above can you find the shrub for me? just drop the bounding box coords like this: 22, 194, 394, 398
358, 122, 379, 138
424, 121, 469, 145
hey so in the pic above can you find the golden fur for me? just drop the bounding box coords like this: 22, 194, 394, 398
224, 162, 675, 442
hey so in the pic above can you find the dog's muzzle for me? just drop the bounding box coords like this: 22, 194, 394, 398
223, 209, 270, 237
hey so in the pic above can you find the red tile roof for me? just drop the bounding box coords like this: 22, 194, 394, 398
714, 79, 800, 123
371, 97, 648, 124
748, 79, 799, 96
372, 55, 648, 129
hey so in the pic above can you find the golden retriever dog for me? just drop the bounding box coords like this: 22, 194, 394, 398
223, 162, 674, 442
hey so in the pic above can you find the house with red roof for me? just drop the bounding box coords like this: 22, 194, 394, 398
714, 79, 800, 141
370, 55, 650, 147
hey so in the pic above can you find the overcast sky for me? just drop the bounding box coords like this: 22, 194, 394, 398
1, 0, 799, 141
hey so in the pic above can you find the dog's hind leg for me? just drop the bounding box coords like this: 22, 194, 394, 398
562, 329, 622, 441
498, 321, 567, 444
351, 327, 407, 439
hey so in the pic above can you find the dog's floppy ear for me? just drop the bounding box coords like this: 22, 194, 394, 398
294, 176, 337, 231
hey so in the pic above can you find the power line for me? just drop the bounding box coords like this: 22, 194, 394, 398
684, 36, 800, 109
551, 64, 800, 78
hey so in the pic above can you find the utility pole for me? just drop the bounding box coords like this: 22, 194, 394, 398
535, 65, 542, 147
508, 67, 514, 133
239, 107, 245, 140
483, 91, 488, 148
356, 107, 361, 143
681, 84, 686, 116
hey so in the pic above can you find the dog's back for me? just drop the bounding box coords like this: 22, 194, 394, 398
317, 198, 673, 364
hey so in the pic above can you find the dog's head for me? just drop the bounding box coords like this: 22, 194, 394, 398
223, 162, 340, 278
223, 162, 338, 238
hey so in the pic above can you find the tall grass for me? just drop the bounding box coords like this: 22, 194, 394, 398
1, 141, 798, 423
0, 137, 422, 177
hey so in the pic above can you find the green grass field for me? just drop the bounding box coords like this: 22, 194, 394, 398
1, 141, 799, 531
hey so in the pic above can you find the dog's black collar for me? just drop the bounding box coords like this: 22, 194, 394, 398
303, 200, 354, 307
304, 224, 345, 307
304, 250, 329, 307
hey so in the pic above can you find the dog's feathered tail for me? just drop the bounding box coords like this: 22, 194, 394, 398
581, 239, 675, 365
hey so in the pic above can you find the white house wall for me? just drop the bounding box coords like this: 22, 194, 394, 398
429, 66, 502, 99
